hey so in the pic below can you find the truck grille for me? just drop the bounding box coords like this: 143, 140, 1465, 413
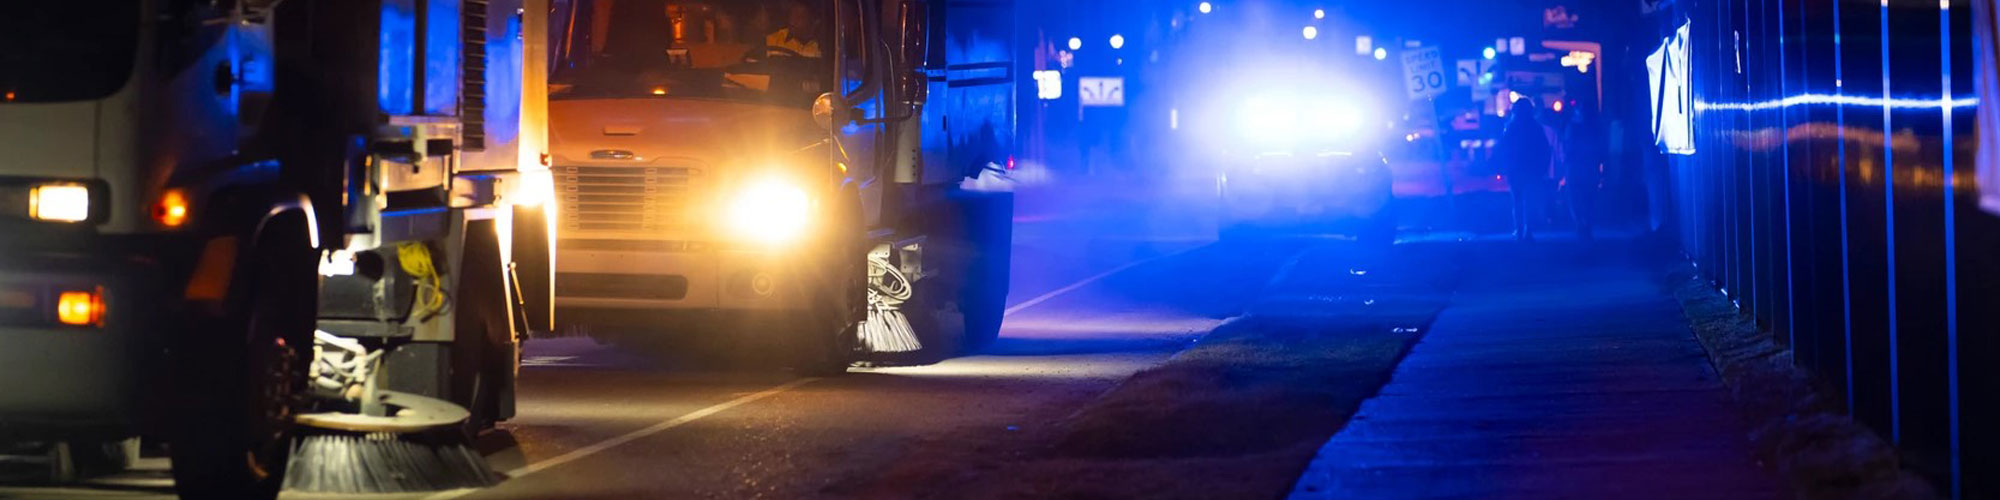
554, 165, 699, 233
555, 273, 689, 300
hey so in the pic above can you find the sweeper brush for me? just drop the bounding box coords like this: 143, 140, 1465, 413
283, 390, 500, 493
857, 253, 922, 354
285, 431, 496, 493
282, 331, 500, 493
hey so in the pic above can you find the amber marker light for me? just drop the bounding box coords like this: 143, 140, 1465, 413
154, 188, 190, 227
57, 289, 104, 326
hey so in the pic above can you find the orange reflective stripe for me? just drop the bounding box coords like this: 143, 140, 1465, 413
183, 236, 238, 303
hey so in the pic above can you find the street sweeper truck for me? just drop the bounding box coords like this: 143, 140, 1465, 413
545, 0, 1016, 370
0, 0, 553, 497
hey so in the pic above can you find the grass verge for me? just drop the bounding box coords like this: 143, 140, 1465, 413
1661, 261, 1936, 498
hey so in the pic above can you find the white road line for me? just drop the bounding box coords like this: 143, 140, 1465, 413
421, 377, 821, 500
422, 243, 1203, 499
1002, 245, 1207, 317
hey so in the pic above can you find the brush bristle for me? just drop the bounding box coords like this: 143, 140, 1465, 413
283, 432, 499, 493
858, 308, 922, 353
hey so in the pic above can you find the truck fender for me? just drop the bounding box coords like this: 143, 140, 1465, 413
253, 194, 320, 250
181, 193, 319, 317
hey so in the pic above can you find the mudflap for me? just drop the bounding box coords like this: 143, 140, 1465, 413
510, 203, 555, 338
452, 218, 518, 430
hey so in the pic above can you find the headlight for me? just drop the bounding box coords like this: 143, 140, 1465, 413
1305, 101, 1367, 136
29, 183, 92, 222
1235, 96, 1369, 146
1236, 98, 1303, 144
725, 178, 813, 244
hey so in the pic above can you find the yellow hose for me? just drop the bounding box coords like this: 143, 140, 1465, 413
397, 242, 447, 319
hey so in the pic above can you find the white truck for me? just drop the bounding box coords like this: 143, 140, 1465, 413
0, 1, 553, 497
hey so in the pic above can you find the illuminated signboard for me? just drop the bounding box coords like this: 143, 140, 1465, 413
1032, 70, 1062, 100
1078, 77, 1124, 107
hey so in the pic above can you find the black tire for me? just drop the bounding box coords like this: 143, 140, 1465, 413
791, 186, 865, 375
957, 192, 1011, 352
788, 308, 855, 376
170, 224, 316, 500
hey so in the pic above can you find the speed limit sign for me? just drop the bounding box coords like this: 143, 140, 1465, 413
1401, 47, 1447, 99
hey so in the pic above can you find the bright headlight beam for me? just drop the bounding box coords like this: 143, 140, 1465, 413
726, 178, 812, 244
1237, 94, 1369, 145
30, 184, 90, 222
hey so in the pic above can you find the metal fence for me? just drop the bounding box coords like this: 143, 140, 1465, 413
1657, 0, 1987, 495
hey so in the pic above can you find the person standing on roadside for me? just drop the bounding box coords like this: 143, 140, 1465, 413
1498, 97, 1557, 241
1563, 107, 1606, 240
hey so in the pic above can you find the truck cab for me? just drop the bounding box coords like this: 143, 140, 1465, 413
0, 0, 156, 459
548, 0, 836, 326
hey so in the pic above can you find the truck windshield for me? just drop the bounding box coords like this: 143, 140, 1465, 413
0, 1, 140, 103
551, 0, 831, 108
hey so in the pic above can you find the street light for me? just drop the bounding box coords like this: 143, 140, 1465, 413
1109, 34, 1125, 49
1068, 37, 1082, 50
1373, 47, 1387, 60
1482, 47, 1497, 59
1314, 8, 1325, 19
1302, 26, 1317, 40
1199, 1, 1212, 13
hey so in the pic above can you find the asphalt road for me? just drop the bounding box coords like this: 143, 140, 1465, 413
3, 175, 1310, 499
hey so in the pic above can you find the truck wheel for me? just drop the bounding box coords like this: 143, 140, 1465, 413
171, 226, 316, 500
794, 186, 864, 375
952, 190, 1012, 353
789, 309, 855, 376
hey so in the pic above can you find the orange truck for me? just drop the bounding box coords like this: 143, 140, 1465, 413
545, 0, 1016, 370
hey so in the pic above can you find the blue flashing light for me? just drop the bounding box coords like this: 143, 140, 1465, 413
378, 1, 415, 114
422, 0, 461, 115
1694, 93, 1977, 112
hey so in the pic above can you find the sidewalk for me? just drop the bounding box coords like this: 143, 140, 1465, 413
1287, 238, 1784, 499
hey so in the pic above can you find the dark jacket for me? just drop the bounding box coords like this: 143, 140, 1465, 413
1498, 115, 1553, 179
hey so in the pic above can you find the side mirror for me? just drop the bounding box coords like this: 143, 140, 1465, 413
811, 92, 836, 130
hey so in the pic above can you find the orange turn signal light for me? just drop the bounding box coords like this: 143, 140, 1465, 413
56, 289, 103, 327
154, 189, 189, 228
